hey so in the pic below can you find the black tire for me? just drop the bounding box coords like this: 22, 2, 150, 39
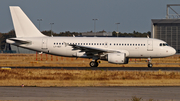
89, 61, 98, 67
148, 63, 153, 68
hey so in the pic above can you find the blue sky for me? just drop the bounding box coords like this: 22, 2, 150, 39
0, 0, 180, 33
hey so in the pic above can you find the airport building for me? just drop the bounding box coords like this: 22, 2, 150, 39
10, 45, 36, 53
82, 31, 112, 37
3, 43, 36, 53
151, 4, 180, 53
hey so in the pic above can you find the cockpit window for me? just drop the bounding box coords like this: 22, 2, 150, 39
160, 43, 168, 46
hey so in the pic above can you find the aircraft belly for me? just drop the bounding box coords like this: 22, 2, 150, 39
128, 48, 149, 58
52, 46, 78, 57
50, 46, 67, 56
66, 47, 77, 56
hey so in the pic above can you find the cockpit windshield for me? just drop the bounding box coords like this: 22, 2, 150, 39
159, 43, 168, 46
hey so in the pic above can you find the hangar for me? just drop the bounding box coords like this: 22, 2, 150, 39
151, 4, 180, 53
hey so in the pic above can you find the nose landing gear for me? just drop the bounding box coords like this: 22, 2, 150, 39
147, 58, 153, 68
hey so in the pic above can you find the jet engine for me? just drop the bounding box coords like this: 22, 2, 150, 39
107, 53, 129, 64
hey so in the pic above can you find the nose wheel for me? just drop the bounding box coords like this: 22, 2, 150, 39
89, 61, 99, 67
148, 63, 153, 68
147, 58, 153, 68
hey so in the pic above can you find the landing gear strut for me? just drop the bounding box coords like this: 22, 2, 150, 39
147, 58, 153, 68
89, 60, 99, 67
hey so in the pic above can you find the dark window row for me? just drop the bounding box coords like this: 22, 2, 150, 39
54, 43, 106, 45
54, 42, 146, 46
109, 43, 145, 46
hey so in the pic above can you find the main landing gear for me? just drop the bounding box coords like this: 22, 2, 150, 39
89, 60, 99, 67
147, 58, 153, 68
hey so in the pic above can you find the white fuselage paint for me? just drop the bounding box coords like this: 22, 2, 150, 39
7, 37, 176, 58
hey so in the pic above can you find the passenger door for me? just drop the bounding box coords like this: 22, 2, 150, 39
42, 38, 48, 50
147, 40, 153, 51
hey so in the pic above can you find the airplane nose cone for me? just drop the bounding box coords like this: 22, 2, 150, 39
170, 47, 176, 55
172, 48, 176, 55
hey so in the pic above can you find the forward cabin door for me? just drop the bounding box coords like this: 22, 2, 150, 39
147, 40, 153, 51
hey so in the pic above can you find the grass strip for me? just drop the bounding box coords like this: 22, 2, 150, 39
0, 69, 180, 87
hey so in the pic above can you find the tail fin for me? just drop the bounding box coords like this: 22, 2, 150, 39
10, 6, 46, 37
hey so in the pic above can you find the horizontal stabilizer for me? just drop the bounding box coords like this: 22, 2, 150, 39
6, 38, 31, 44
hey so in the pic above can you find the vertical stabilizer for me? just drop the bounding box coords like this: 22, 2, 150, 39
10, 6, 46, 37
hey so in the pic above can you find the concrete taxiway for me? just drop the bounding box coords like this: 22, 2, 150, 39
0, 87, 179, 101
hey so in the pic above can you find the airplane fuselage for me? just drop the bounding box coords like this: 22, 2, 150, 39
7, 37, 176, 58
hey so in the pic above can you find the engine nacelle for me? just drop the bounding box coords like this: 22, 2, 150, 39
107, 53, 129, 64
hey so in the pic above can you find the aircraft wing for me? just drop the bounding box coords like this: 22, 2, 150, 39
68, 44, 121, 56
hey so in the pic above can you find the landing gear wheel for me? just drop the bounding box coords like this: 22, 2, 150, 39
89, 61, 99, 67
147, 58, 153, 68
148, 63, 153, 68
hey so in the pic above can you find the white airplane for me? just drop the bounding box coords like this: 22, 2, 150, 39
6, 6, 176, 68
